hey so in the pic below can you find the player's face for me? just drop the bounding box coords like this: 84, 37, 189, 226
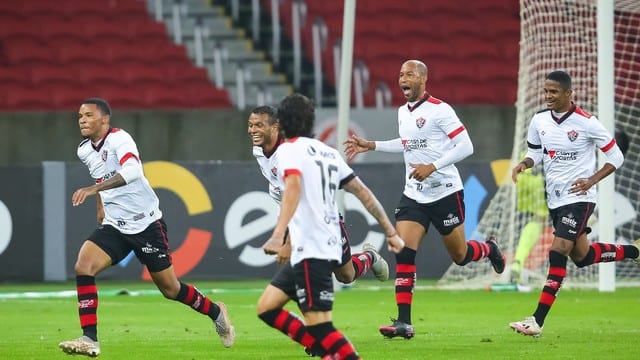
248, 112, 279, 150
543, 79, 572, 112
398, 62, 425, 102
78, 103, 108, 142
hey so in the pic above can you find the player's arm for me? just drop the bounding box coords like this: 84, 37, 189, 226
569, 120, 624, 195
342, 176, 404, 253
343, 135, 403, 161
72, 156, 143, 207
513, 119, 543, 183
263, 171, 301, 255
408, 125, 473, 182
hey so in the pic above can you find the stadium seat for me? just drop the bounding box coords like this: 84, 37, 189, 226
3, 84, 52, 111
0, 66, 30, 88
47, 83, 91, 110
186, 82, 233, 108
55, 42, 108, 65
144, 86, 191, 109
94, 84, 145, 110
40, 19, 87, 43
83, 18, 130, 43
77, 64, 128, 87
29, 65, 75, 87
122, 64, 167, 87
3, 40, 55, 67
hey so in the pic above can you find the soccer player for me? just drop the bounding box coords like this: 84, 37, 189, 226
509, 71, 640, 337
258, 94, 405, 359
59, 98, 235, 357
343, 59, 506, 339
248, 104, 389, 281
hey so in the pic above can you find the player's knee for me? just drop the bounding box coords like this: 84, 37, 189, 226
334, 270, 355, 284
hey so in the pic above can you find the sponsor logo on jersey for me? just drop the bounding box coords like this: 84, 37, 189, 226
401, 138, 428, 151
567, 130, 579, 142
416, 117, 426, 128
546, 149, 578, 161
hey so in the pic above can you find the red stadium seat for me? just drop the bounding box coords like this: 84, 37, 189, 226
121, 64, 167, 86
29, 65, 75, 87
3, 40, 56, 66
77, 64, 128, 87
143, 86, 191, 109
0, 66, 30, 88
186, 82, 233, 108
3, 84, 52, 111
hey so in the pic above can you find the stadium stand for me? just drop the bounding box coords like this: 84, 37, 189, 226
0, 0, 232, 111
262, 0, 520, 106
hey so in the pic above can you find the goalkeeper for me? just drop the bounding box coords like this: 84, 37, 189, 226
510, 162, 548, 285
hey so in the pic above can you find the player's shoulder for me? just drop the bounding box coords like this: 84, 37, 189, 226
78, 137, 91, 148
535, 108, 551, 115
573, 106, 593, 119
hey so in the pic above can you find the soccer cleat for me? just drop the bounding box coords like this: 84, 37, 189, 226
363, 242, 389, 281
509, 316, 543, 337
58, 336, 101, 357
486, 236, 506, 274
379, 318, 415, 339
213, 302, 236, 348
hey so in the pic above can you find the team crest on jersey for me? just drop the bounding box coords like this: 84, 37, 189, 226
101, 150, 108, 161
416, 117, 426, 128
307, 145, 316, 156
270, 166, 278, 178
567, 130, 579, 142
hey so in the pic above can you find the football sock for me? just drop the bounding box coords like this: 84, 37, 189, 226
76, 275, 98, 342
175, 282, 220, 320
533, 250, 567, 326
457, 240, 490, 265
258, 309, 318, 353
350, 251, 373, 278
307, 322, 360, 360
395, 247, 417, 324
575, 243, 639, 267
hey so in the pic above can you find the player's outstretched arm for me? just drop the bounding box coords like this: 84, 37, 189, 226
343, 176, 404, 253
343, 135, 375, 161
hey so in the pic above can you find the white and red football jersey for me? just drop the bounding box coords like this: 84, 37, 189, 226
396, 96, 467, 203
253, 142, 284, 205
277, 137, 355, 265
77, 128, 161, 234
526, 105, 617, 209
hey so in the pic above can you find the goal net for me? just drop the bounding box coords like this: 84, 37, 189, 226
438, 0, 640, 289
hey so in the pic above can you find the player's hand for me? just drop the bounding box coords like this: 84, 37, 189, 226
262, 235, 284, 256
343, 135, 372, 161
386, 234, 405, 253
569, 177, 593, 195
511, 162, 528, 183
275, 240, 291, 265
72, 186, 97, 207
408, 163, 435, 182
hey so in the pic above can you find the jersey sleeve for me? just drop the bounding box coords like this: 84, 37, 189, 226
435, 103, 465, 136
525, 117, 544, 165
112, 130, 141, 166
277, 142, 301, 180
588, 116, 624, 168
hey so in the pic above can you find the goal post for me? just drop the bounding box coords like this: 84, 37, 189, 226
437, 0, 640, 290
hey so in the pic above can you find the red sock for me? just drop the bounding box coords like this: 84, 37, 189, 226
258, 309, 316, 350
350, 252, 373, 278
76, 275, 98, 341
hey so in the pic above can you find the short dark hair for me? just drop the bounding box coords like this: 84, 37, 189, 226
251, 105, 278, 125
546, 70, 572, 90
82, 98, 112, 116
277, 93, 315, 138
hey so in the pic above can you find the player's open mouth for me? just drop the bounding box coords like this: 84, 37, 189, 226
401, 85, 411, 96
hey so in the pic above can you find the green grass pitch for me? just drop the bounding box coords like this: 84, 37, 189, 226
1, 279, 638, 359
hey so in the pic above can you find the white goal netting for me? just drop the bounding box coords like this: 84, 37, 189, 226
438, 0, 640, 289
